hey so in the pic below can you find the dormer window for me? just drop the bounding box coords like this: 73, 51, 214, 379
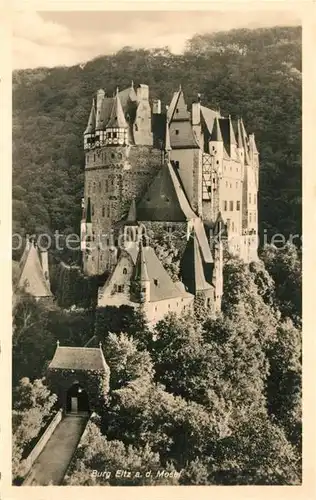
123, 268, 127, 275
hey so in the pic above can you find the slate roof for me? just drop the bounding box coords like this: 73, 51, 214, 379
209, 116, 223, 142
17, 241, 52, 297
49, 346, 109, 372
106, 91, 128, 128
169, 121, 199, 149
126, 243, 193, 302
136, 161, 197, 222
193, 218, 214, 264
201, 106, 221, 137
84, 99, 96, 135
180, 233, 213, 295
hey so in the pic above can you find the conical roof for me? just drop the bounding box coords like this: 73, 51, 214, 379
134, 241, 149, 282
240, 118, 251, 164
210, 116, 223, 142
236, 119, 244, 149
229, 116, 237, 145
106, 90, 128, 128
84, 98, 96, 134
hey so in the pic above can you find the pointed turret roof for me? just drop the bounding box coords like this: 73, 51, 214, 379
229, 116, 237, 146
134, 240, 150, 282
210, 116, 223, 142
180, 232, 213, 295
86, 197, 92, 223
240, 118, 251, 164
136, 161, 196, 222
167, 87, 191, 122
106, 89, 128, 128
249, 133, 259, 154
236, 119, 244, 149
16, 240, 52, 297
84, 98, 96, 135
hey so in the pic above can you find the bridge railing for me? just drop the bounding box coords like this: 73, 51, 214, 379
21, 409, 63, 483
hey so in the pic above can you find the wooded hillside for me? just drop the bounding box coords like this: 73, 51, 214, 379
12, 26, 301, 246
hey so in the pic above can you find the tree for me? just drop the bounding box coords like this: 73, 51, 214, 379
260, 243, 302, 324
64, 419, 179, 485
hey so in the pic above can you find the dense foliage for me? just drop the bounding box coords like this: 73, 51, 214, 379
13, 26, 301, 246
12, 244, 302, 485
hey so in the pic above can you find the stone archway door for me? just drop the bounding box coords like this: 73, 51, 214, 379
66, 382, 90, 415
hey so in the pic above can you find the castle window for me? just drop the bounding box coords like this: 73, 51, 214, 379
113, 132, 118, 139
154, 279, 159, 286
207, 297, 211, 307
216, 160, 219, 165
102, 206, 105, 217
105, 180, 108, 192
155, 306, 157, 312
236, 181, 238, 188
232, 221, 235, 231
95, 135, 100, 141
92, 231, 95, 241
223, 200, 227, 211
135, 124, 138, 131
237, 201, 240, 211
92, 204, 94, 216
176, 108, 179, 114
141, 287, 146, 293
249, 194, 251, 204
111, 153, 115, 159
168, 304, 170, 309
250, 213, 252, 223
175, 129, 179, 135
117, 285, 123, 293
123, 267, 127, 275
174, 161, 179, 169
107, 206, 110, 217
99, 181, 101, 191
229, 201, 233, 211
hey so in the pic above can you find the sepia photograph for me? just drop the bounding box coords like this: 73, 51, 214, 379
10, 7, 302, 488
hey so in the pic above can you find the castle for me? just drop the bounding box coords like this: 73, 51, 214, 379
80, 82, 259, 325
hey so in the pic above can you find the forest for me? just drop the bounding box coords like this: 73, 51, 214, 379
12, 25, 302, 486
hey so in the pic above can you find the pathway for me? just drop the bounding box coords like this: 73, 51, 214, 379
23, 414, 88, 485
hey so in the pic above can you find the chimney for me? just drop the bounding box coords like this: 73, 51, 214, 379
152, 99, 161, 114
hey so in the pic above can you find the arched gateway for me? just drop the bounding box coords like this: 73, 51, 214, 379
47, 342, 110, 414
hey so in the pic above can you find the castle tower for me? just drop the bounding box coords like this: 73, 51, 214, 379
105, 88, 129, 146
211, 212, 224, 311
82, 83, 163, 277
205, 117, 224, 221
